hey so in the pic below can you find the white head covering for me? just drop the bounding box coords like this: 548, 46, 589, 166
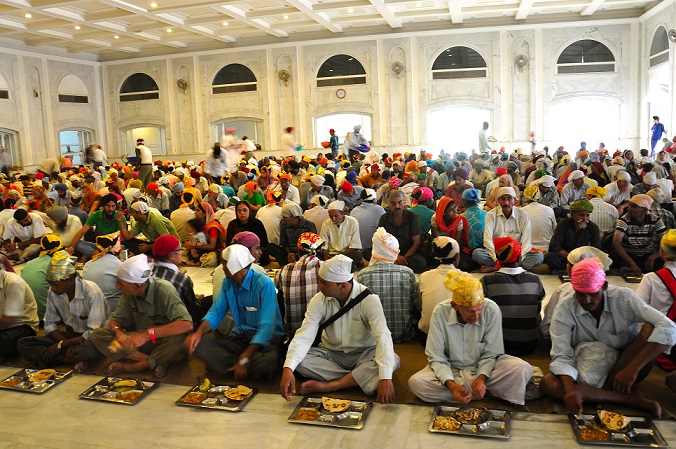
616, 170, 631, 182
328, 200, 345, 211
354, 125, 362, 132
318, 254, 353, 283
362, 188, 377, 202
116, 254, 153, 284
567, 246, 612, 271
431, 236, 460, 260
647, 187, 668, 204
311, 174, 325, 186
310, 194, 330, 208
569, 170, 585, 181
209, 184, 222, 194
538, 175, 555, 188
371, 227, 400, 263
221, 244, 255, 275
281, 202, 303, 218
131, 201, 149, 214
496, 186, 516, 199
643, 171, 657, 184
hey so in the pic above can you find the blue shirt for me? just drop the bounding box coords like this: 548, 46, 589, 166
462, 205, 487, 250
652, 123, 665, 141
203, 268, 284, 346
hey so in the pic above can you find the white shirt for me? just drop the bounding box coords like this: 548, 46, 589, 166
240, 139, 256, 154
256, 204, 282, 246
522, 202, 556, 251
603, 181, 632, 207
636, 261, 676, 315
319, 215, 362, 254
274, 185, 300, 204
418, 264, 460, 334
3, 213, 48, 242
170, 206, 196, 243
304, 207, 329, 235
560, 182, 589, 210
0, 271, 39, 332
204, 149, 230, 178
137, 144, 152, 164
482, 205, 533, 261
284, 281, 397, 379
282, 133, 296, 154
50, 214, 83, 248
215, 207, 236, 230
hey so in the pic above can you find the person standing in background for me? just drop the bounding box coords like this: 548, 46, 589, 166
651, 116, 666, 157
282, 127, 296, 157
329, 129, 339, 159
479, 121, 491, 153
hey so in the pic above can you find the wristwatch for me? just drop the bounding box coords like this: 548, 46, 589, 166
238, 357, 250, 366
57, 340, 64, 350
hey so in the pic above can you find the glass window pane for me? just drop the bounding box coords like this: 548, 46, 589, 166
557, 40, 615, 64
432, 47, 487, 70
124, 126, 166, 156
317, 55, 366, 78
212, 64, 257, 85
120, 73, 159, 94
314, 113, 371, 148
427, 107, 490, 153
650, 27, 669, 56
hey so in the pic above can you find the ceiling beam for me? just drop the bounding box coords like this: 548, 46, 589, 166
448, 1, 463, 24
581, 0, 607, 16
287, 0, 343, 33
216, 4, 288, 37
368, 0, 401, 28
515, 0, 535, 20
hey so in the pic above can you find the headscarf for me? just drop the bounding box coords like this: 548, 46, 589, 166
389, 177, 401, 188
39, 234, 62, 257
629, 194, 653, 209
570, 199, 594, 212
232, 231, 260, 248
445, 271, 484, 307
220, 244, 255, 274
571, 257, 606, 294
341, 180, 353, 193
310, 194, 329, 208
370, 227, 400, 263
46, 250, 77, 281
494, 237, 521, 268
92, 232, 121, 261
151, 234, 180, 258
318, 254, 353, 283
411, 187, 433, 205
328, 200, 345, 211
524, 185, 539, 203
281, 202, 303, 218
461, 188, 481, 205
586, 186, 606, 198
46, 206, 68, 222
198, 202, 215, 224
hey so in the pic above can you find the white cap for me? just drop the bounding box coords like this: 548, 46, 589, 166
328, 200, 345, 211
117, 254, 152, 284
569, 170, 585, 181
318, 254, 354, 283
362, 188, 377, 202
131, 201, 148, 214
220, 244, 255, 275
497, 186, 516, 199
538, 175, 555, 188
643, 171, 657, 184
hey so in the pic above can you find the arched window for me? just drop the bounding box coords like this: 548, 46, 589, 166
650, 27, 669, 68
122, 126, 166, 156
0, 72, 8, 100
59, 129, 92, 165
119, 73, 159, 102
58, 74, 88, 103
557, 40, 615, 74
313, 113, 371, 147
316, 55, 366, 87
212, 64, 257, 94
0, 128, 19, 167
432, 46, 487, 79
211, 118, 263, 146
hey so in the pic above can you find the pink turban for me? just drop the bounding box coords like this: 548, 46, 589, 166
232, 231, 260, 248
389, 177, 401, 188
571, 257, 606, 294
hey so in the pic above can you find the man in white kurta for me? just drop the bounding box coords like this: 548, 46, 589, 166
319, 201, 362, 264
280, 255, 399, 403
408, 271, 533, 405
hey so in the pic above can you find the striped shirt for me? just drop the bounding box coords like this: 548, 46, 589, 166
357, 262, 418, 343
615, 212, 666, 256
481, 267, 545, 355
275, 255, 322, 335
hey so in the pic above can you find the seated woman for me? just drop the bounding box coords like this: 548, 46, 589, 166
225, 199, 269, 265
484, 174, 520, 210
184, 202, 226, 267
80, 183, 101, 216
431, 197, 473, 271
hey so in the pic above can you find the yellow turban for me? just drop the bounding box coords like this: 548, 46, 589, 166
586, 185, 606, 198
524, 185, 538, 202
661, 229, 676, 259
444, 271, 484, 307
46, 250, 77, 282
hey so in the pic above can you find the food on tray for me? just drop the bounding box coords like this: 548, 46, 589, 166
295, 409, 321, 421
183, 392, 207, 404
433, 416, 462, 431
113, 379, 137, 388
0, 377, 23, 387
198, 378, 211, 393
322, 397, 351, 413
28, 369, 56, 382
224, 385, 253, 401
118, 390, 142, 402
453, 407, 485, 424
579, 427, 609, 441
598, 410, 631, 431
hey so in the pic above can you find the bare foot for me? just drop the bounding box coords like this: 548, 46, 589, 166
299, 380, 332, 395
108, 361, 148, 375
630, 389, 662, 418
154, 364, 168, 379
479, 265, 498, 273
74, 361, 89, 373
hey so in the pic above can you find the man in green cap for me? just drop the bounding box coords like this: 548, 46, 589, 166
544, 198, 601, 273
17, 250, 109, 371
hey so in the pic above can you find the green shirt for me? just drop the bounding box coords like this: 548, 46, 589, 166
112, 278, 191, 331
409, 205, 435, 235
130, 212, 179, 241
243, 192, 265, 207
86, 210, 125, 235
20, 254, 51, 319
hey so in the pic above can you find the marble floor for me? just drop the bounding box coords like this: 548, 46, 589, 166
0, 363, 674, 449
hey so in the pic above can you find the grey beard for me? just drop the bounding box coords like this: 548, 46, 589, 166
575, 221, 588, 230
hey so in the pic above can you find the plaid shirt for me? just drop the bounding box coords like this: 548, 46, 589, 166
275, 254, 322, 334
356, 262, 418, 343
152, 263, 200, 322
44, 278, 110, 340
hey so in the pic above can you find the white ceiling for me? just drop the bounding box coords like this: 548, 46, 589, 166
0, 0, 663, 61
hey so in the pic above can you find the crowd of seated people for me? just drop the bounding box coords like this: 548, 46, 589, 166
0, 141, 675, 417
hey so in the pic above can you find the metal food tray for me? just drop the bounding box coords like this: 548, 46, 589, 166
568, 413, 667, 447
560, 275, 571, 284
175, 384, 257, 412
287, 397, 372, 430
428, 405, 511, 439
0, 369, 72, 394
79, 377, 158, 405
622, 274, 644, 283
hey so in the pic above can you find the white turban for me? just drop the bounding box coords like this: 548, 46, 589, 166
567, 246, 612, 271
538, 175, 555, 188
318, 254, 354, 283
311, 175, 325, 186
569, 170, 585, 181
362, 188, 377, 202
354, 125, 362, 132
281, 202, 303, 218
431, 236, 460, 260
643, 172, 657, 184
221, 244, 255, 275
328, 200, 345, 211
616, 170, 631, 182
371, 227, 400, 263
496, 187, 516, 199
116, 254, 153, 284
131, 201, 149, 214
310, 194, 329, 208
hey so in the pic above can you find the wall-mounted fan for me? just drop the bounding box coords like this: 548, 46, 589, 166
176, 78, 188, 92
515, 54, 528, 68
669, 29, 676, 43
278, 69, 290, 85
391, 61, 404, 77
